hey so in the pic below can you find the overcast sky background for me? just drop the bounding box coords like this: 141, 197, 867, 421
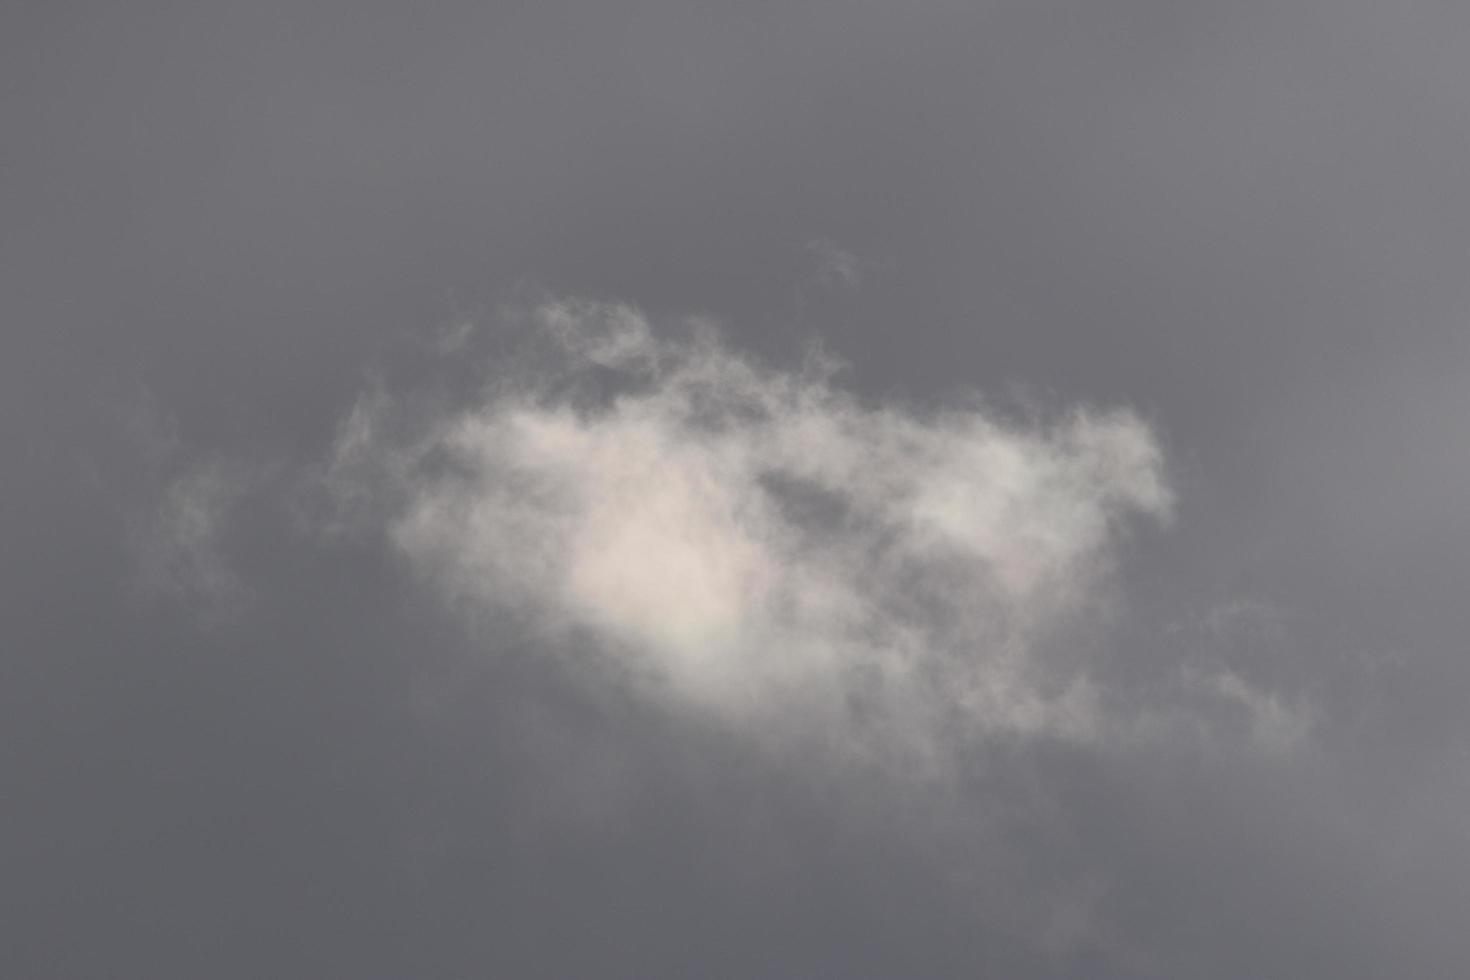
6, 2, 1470, 977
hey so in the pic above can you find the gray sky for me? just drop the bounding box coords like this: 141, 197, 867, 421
6, 2, 1470, 977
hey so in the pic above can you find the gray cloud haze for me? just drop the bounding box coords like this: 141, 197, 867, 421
6, 2, 1470, 977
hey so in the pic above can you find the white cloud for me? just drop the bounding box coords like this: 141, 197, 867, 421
329, 300, 1175, 761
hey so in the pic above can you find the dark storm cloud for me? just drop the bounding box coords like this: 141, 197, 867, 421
7, 1, 1470, 977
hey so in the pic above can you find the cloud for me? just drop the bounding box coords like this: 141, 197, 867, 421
1152, 598, 1316, 752
133, 460, 253, 618
324, 299, 1177, 764
805, 238, 864, 290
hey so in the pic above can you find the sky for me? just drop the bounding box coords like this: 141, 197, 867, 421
5, 2, 1470, 977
